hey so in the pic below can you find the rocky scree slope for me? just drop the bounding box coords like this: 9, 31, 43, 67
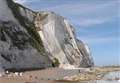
0, 0, 94, 71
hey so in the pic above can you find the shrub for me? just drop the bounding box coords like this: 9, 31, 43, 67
52, 58, 60, 67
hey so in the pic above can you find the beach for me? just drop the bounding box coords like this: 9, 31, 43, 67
0, 67, 120, 83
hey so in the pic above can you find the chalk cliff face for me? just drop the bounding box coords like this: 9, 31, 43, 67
0, 0, 94, 71
0, 0, 52, 70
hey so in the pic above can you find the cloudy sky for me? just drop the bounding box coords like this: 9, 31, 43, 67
14, 0, 120, 66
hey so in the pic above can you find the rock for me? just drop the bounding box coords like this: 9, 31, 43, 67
34, 11, 94, 68
5, 71, 10, 74
19, 72, 23, 76
0, 74, 2, 77
0, 0, 94, 71
14, 72, 19, 76
76, 39, 94, 67
118, 79, 120, 82
34, 12, 83, 67
0, 65, 5, 77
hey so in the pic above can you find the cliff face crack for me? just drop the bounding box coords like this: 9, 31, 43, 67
1, 54, 12, 62
0, 28, 7, 42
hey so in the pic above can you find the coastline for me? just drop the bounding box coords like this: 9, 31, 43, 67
0, 66, 120, 83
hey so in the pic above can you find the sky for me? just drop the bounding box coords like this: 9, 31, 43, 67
14, 0, 120, 66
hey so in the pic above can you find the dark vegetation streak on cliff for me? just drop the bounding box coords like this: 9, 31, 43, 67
6, 0, 45, 53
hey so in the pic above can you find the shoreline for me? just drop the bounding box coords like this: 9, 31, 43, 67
0, 66, 120, 83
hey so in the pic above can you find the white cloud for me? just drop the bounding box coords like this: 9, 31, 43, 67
13, 0, 27, 4
13, 0, 37, 4
75, 18, 109, 27
45, 1, 116, 14
43, 1, 118, 27
78, 36, 120, 44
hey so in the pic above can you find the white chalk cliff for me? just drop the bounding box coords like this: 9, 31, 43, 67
0, 0, 94, 71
